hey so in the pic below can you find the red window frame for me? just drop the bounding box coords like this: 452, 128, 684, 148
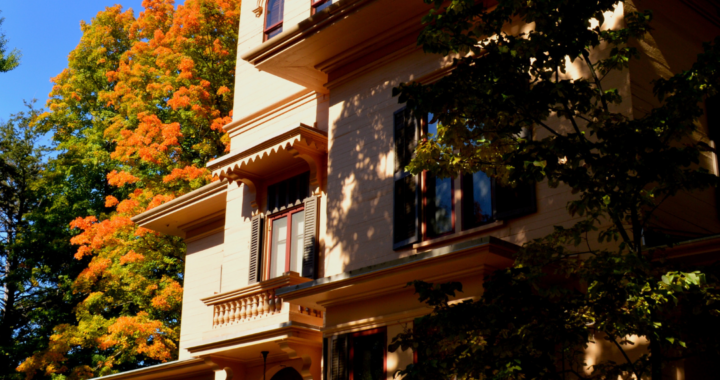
420, 115, 456, 240
265, 205, 304, 279
349, 327, 387, 380
263, 0, 284, 41
311, 0, 331, 15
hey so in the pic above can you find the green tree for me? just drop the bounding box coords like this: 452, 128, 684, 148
0, 103, 86, 380
390, 0, 720, 379
0, 11, 20, 72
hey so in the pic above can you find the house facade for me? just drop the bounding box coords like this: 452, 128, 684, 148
102, 0, 720, 379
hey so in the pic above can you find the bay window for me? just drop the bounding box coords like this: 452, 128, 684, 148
393, 108, 536, 249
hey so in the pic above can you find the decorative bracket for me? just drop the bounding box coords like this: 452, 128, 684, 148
203, 358, 234, 380
277, 340, 314, 380
253, 0, 265, 17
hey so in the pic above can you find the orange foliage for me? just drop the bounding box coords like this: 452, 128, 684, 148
119, 250, 146, 265
106, 170, 139, 187
105, 196, 120, 208
19, 1, 238, 378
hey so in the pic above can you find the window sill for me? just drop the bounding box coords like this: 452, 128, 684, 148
413, 220, 504, 251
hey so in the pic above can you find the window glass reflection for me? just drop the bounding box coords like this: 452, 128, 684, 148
270, 216, 288, 278
427, 175, 453, 237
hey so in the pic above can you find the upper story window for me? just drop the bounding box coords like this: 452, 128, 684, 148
311, 0, 332, 14
392, 108, 536, 249
264, 0, 284, 40
269, 207, 305, 278
248, 171, 319, 284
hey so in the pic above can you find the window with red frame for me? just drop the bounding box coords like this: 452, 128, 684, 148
247, 172, 319, 284
267, 206, 305, 279
328, 328, 386, 380
264, 0, 284, 40
311, 0, 332, 14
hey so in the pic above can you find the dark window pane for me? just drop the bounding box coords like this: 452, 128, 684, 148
426, 175, 453, 237
352, 333, 385, 380
394, 111, 416, 173
266, 0, 284, 28
267, 172, 309, 211
266, 25, 283, 39
314, 0, 332, 13
463, 171, 493, 229
394, 174, 417, 244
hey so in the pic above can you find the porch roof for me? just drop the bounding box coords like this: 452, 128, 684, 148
88, 358, 213, 380
275, 236, 518, 310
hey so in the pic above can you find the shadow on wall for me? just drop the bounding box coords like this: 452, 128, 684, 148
325, 75, 396, 274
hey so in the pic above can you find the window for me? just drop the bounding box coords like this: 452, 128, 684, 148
268, 207, 305, 278
247, 172, 318, 284
328, 328, 387, 380
392, 108, 536, 249
311, 0, 332, 14
423, 116, 454, 238
264, 0, 284, 40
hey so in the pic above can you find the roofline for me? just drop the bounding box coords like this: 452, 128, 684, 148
131, 181, 228, 226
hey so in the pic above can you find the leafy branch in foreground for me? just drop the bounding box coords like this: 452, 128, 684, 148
390, 0, 720, 378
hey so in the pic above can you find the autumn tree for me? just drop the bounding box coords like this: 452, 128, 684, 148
0, 10, 20, 72
17, 1, 240, 378
390, 0, 720, 379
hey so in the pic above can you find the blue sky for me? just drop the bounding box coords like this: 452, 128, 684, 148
0, 0, 174, 123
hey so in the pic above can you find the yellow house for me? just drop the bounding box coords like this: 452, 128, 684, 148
98, 0, 720, 379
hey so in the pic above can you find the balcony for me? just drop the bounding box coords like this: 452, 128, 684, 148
204, 273, 322, 331
202, 273, 322, 336
186, 273, 323, 363
240, 0, 432, 92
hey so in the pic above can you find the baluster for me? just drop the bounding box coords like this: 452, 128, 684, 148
218, 304, 225, 325
213, 305, 220, 326
256, 295, 262, 317
263, 292, 270, 315
268, 290, 276, 313
240, 298, 248, 321
251, 295, 258, 318
229, 301, 237, 324
234, 300, 242, 323
256, 295, 263, 317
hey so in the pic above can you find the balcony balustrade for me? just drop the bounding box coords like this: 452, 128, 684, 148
201, 272, 322, 339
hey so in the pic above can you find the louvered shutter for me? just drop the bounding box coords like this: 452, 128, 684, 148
248, 214, 264, 284
393, 108, 420, 249
495, 126, 536, 220
331, 334, 348, 380
302, 195, 319, 279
